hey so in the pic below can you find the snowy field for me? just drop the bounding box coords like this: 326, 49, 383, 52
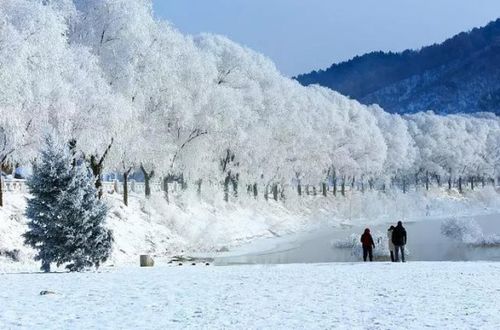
0, 262, 499, 329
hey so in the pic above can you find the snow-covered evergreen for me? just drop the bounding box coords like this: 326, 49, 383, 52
24, 135, 112, 272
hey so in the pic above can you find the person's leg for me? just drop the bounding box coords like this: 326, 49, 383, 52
394, 246, 399, 262
401, 245, 405, 262
390, 250, 394, 262
363, 246, 368, 262
368, 247, 373, 261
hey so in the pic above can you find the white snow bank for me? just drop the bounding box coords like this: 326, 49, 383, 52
1, 186, 499, 269
0, 262, 499, 329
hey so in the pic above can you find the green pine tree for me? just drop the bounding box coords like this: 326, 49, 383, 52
24, 135, 113, 272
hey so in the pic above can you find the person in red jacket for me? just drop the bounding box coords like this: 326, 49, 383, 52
360, 228, 376, 262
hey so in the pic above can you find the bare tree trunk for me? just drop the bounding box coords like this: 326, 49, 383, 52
280, 186, 286, 200
232, 173, 239, 198
89, 155, 103, 198
470, 177, 474, 190
425, 171, 429, 191
140, 164, 154, 198
403, 177, 407, 194
459, 176, 463, 194
0, 175, 3, 208
180, 174, 187, 190
253, 183, 258, 199
220, 149, 238, 202
322, 182, 327, 197
145, 176, 151, 197
297, 184, 302, 196
163, 176, 169, 204
332, 170, 337, 196
123, 168, 132, 206
88, 138, 114, 199
273, 184, 278, 201
41, 260, 50, 273
197, 179, 203, 196
223, 174, 230, 202
313, 186, 317, 196
341, 177, 346, 197
448, 176, 452, 190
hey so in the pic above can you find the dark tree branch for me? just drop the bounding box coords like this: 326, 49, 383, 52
170, 129, 207, 170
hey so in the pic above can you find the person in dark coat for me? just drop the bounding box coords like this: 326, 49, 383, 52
360, 228, 375, 262
391, 221, 407, 262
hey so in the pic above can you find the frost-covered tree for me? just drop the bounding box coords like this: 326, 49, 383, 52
370, 105, 416, 186
1, 0, 500, 206
24, 135, 113, 272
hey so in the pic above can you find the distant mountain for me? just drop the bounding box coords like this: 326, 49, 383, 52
296, 19, 500, 115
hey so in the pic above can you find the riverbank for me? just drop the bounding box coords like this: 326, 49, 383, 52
1, 186, 500, 270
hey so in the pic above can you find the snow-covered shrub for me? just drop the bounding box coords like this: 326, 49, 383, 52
332, 231, 392, 260
332, 233, 360, 249
482, 235, 500, 246
440, 218, 483, 244
24, 135, 113, 272
441, 218, 500, 246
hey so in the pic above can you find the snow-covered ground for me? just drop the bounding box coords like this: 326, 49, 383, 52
0, 262, 499, 329
2, 187, 500, 329
1, 186, 500, 270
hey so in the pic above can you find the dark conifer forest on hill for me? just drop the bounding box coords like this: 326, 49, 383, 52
296, 19, 500, 115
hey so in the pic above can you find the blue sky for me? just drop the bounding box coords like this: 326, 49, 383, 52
153, 1, 500, 76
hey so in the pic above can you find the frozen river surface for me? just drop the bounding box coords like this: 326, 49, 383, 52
216, 214, 500, 265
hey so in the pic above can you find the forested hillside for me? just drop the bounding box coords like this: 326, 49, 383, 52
296, 19, 500, 115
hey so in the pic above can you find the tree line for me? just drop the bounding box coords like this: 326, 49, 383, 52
1, 0, 499, 209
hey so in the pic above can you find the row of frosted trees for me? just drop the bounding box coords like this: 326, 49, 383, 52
1, 0, 499, 208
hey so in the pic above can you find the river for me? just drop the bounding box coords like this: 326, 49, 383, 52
215, 213, 500, 265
